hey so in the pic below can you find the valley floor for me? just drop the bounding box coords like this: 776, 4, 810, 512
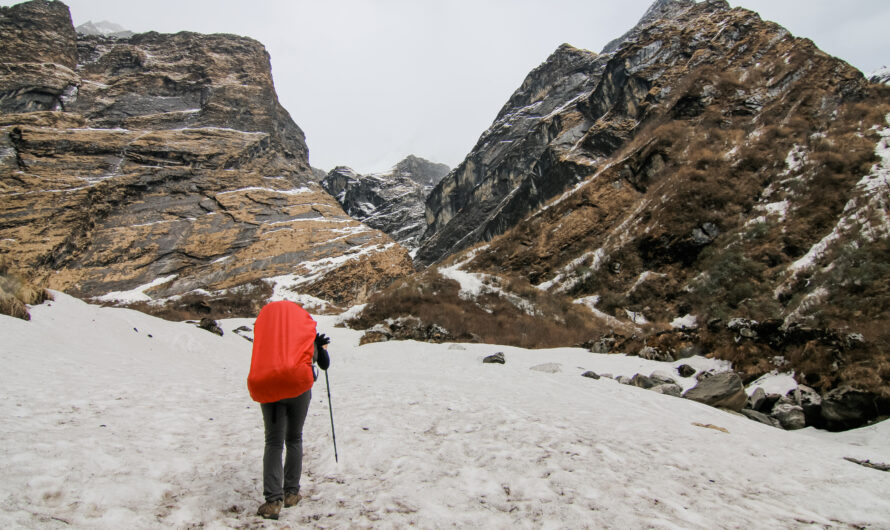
1, 293, 889, 529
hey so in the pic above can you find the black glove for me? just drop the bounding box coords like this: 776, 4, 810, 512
315, 333, 331, 371
315, 333, 331, 348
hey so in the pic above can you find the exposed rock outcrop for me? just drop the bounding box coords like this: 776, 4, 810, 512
394, 0, 890, 401
322, 156, 449, 249
0, 0, 413, 315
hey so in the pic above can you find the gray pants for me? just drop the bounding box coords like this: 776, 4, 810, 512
260, 390, 311, 502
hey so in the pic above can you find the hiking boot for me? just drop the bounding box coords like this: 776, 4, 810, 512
284, 491, 302, 508
256, 499, 283, 520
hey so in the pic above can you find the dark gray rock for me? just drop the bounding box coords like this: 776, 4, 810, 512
741, 408, 782, 429
581, 371, 601, 380
197, 317, 223, 336
630, 373, 656, 389
821, 386, 879, 431
682, 372, 747, 411
483, 352, 506, 364
676, 364, 697, 378
650, 383, 682, 397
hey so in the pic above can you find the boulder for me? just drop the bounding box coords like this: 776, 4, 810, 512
649, 370, 677, 385
483, 352, 506, 365
740, 408, 782, 429
676, 364, 697, 378
682, 372, 747, 411
676, 344, 703, 359
747, 387, 767, 412
581, 371, 601, 380
771, 401, 806, 430
197, 317, 223, 336
821, 386, 878, 430
788, 385, 823, 427
630, 374, 656, 389
650, 383, 683, 397
639, 346, 674, 362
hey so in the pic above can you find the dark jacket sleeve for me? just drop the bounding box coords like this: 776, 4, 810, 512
315, 343, 330, 370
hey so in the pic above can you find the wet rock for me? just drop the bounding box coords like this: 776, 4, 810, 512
483, 352, 506, 364
682, 372, 747, 411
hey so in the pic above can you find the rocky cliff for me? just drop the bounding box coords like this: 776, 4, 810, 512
355, 0, 890, 413
0, 0, 413, 315
322, 156, 449, 249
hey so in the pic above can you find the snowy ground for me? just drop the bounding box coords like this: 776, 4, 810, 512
2, 293, 889, 529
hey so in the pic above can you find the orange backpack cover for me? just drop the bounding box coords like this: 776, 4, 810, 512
247, 300, 317, 403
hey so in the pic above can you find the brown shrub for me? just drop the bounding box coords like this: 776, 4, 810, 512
348, 268, 609, 349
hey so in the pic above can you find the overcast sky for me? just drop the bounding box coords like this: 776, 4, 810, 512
5, 0, 890, 173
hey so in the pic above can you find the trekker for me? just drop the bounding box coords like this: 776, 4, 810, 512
246, 300, 331, 520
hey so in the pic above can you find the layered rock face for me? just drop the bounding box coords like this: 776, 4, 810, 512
322, 156, 449, 249
359, 0, 890, 403
0, 0, 413, 313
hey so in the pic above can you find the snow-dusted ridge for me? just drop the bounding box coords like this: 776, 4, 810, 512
1, 293, 889, 527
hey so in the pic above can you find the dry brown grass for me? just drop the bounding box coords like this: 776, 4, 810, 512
0, 258, 52, 321
126, 280, 274, 321
347, 268, 608, 349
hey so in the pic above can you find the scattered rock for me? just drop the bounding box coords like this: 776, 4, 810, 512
747, 387, 767, 412
677, 364, 697, 378
695, 369, 718, 382
530, 363, 561, 373
788, 385, 823, 427
197, 317, 223, 336
650, 383, 683, 397
630, 373, 656, 389
638, 346, 674, 362
448, 344, 467, 350
682, 372, 747, 411
581, 371, 601, 380
740, 408, 782, 429
616, 375, 632, 385
649, 370, 677, 386
771, 401, 806, 430
483, 352, 506, 365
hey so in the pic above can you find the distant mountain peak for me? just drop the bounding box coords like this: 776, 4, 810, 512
75, 20, 134, 38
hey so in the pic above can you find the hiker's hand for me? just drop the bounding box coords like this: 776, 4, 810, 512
315, 333, 331, 349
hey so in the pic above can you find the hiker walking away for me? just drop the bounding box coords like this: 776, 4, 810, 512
247, 300, 330, 520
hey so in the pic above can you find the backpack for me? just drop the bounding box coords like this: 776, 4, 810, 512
247, 301, 317, 403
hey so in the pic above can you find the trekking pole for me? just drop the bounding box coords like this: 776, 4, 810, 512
324, 369, 339, 463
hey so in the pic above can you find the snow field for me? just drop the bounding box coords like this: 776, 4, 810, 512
1, 293, 889, 528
